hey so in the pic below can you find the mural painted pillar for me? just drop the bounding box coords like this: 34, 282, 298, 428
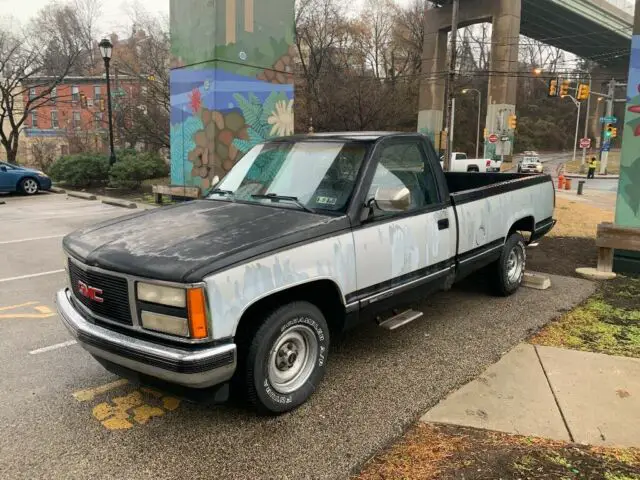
614, 0, 640, 273
170, 0, 295, 190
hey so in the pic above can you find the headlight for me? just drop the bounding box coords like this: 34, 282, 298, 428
141, 311, 190, 337
137, 282, 186, 307
37, 171, 48, 177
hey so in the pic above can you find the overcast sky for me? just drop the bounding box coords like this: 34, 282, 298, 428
0, 0, 169, 36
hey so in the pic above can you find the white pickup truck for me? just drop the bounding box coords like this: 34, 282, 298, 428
56, 132, 555, 414
440, 152, 501, 172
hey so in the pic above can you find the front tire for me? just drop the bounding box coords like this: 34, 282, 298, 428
244, 301, 330, 414
490, 232, 526, 296
20, 177, 39, 195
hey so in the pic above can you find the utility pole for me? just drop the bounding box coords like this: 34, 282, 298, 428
600, 79, 616, 175
450, 97, 456, 155
442, 0, 459, 171
581, 74, 592, 166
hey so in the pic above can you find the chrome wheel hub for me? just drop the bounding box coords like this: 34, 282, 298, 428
23, 179, 38, 194
506, 245, 524, 284
268, 325, 318, 394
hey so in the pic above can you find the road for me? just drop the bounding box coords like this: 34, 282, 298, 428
0, 193, 595, 480
507, 152, 619, 193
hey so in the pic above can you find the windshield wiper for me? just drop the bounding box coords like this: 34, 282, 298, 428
209, 188, 235, 200
251, 193, 315, 213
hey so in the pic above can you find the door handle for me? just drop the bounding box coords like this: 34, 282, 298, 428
437, 218, 449, 230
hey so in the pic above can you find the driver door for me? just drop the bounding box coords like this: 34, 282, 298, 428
350, 138, 456, 314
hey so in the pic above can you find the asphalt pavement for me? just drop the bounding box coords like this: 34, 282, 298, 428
0, 192, 596, 480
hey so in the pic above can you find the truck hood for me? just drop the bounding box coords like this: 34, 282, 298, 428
63, 200, 350, 283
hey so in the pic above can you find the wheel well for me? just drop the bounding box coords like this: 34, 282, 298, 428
467, 166, 479, 172
234, 280, 346, 344
508, 216, 535, 239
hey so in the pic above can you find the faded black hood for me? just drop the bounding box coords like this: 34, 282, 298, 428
63, 200, 350, 283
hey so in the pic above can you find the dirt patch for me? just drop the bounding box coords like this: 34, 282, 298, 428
355, 423, 640, 480
527, 236, 597, 277
532, 275, 640, 359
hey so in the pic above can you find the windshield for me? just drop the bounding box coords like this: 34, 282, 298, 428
208, 141, 368, 212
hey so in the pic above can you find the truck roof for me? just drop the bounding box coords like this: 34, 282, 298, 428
270, 132, 417, 143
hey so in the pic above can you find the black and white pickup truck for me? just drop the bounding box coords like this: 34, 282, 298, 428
56, 132, 556, 414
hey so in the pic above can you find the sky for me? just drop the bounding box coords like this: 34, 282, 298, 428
0, 0, 169, 36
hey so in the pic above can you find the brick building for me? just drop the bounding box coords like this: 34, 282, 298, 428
20, 75, 139, 166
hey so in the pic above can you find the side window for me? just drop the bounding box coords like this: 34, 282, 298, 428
367, 141, 440, 217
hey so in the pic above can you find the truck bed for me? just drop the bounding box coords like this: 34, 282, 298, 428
444, 172, 552, 202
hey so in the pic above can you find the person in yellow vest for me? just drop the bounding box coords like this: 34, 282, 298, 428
587, 156, 598, 179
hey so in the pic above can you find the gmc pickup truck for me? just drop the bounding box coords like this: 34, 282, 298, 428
56, 132, 556, 414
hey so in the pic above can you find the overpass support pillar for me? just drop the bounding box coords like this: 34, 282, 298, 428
417, 9, 449, 146
484, 0, 521, 160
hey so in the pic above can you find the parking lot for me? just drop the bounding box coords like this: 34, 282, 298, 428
0, 192, 595, 480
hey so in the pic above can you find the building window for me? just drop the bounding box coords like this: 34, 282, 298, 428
51, 87, 57, 105
51, 111, 59, 129
94, 85, 101, 101
73, 111, 81, 129
31, 112, 37, 128
29, 88, 36, 100
94, 112, 103, 129
72, 85, 80, 102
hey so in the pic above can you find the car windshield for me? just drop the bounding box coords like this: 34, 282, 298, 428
208, 141, 368, 212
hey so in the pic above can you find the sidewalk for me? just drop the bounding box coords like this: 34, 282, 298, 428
421, 343, 640, 447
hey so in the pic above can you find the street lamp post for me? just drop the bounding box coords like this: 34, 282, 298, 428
99, 38, 116, 166
463, 88, 482, 159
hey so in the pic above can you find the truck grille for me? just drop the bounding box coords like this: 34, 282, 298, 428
68, 259, 132, 325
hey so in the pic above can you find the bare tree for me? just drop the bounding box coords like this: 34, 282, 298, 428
0, 9, 82, 164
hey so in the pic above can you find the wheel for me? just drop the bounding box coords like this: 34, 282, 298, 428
243, 301, 330, 414
490, 232, 526, 296
20, 177, 39, 195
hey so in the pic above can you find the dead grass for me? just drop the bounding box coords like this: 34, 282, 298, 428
550, 196, 614, 238
354, 424, 640, 480
563, 150, 621, 175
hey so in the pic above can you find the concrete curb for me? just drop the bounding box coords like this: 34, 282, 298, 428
564, 174, 620, 180
523, 272, 551, 290
67, 191, 97, 201
50, 186, 66, 194
101, 198, 137, 209
575, 267, 617, 280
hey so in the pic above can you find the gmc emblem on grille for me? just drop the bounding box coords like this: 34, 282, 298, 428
77, 281, 104, 303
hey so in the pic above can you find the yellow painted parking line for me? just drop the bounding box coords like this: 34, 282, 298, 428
35, 306, 53, 314
72, 379, 129, 402
0, 313, 56, 319
72, 379, 182, 430
0, 301, 38, 312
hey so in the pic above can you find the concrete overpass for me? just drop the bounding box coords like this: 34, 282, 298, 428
418, 0, 634, 158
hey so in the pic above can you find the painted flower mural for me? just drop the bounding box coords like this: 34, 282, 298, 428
170, 0, 295, 192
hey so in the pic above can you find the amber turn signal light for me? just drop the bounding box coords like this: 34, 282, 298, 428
187, 287, 208, 339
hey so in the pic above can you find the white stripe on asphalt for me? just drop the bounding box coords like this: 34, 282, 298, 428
29, 340, 77, 355
0, 269, 65, 283
0, 234, 65, 245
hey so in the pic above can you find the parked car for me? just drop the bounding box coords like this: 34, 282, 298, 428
439, 151, 500, 172
517, 152, 543, 174
0, 161, 52, 195
56, 132, 556, 414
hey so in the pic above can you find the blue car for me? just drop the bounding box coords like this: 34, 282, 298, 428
0, 161, 52, 195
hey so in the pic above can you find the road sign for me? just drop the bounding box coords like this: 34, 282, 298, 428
579, 138, 591, 149
488, 134, 499, 144
601, 141, 611, 152
600, 116, 617, 123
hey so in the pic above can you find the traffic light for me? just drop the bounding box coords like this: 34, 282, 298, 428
483, 128, 488, 138
548, 79, 558, 97
508, 115, 517, 130
560, 80, 570, 97
604, 123, 614, 139
577, 83, 590, 101
100, 98, 106, 111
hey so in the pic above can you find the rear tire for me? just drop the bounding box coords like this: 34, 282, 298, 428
490, 232, 526, 296
20, 177, 39, 195
243, 301, 330, 415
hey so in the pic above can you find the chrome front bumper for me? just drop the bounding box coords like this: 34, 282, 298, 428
56, 288, 236, 388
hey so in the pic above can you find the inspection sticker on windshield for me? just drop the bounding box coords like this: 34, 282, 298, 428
315, 196, 337, 206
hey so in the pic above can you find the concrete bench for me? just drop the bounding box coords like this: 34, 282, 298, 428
152, 185, 200, 204
596, 222, 640, 273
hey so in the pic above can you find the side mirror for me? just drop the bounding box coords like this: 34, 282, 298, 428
372, 186, 411, 213
211, 175, 220, 187
0, 166, 6, 172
